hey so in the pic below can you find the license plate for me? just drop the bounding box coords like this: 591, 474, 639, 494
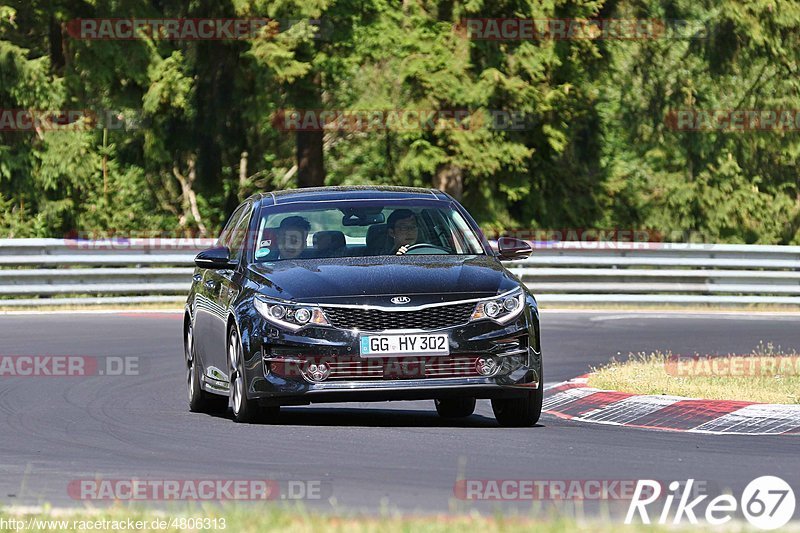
360, 334, 449, 357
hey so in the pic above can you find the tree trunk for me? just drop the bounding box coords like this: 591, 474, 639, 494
49, 16, 65, 73
292, 71, 325, 188
297, 130, 325, 187
238, 151, 248, 200
173, 156, 208, 237
434, 164, 463, 200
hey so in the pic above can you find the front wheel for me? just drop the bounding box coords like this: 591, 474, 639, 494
228, 326, 263, 423
434, 397, 476, 418
491, 383, 543, 427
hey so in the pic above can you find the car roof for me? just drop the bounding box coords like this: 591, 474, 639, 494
251, 186, 450, 206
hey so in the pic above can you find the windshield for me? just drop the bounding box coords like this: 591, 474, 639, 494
252, 200, 485, 261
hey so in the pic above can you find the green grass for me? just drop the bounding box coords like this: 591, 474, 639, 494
0, 505, 775, 532
588, 343, 800, 404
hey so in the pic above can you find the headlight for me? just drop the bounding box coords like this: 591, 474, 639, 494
269, 305, 287, 319
254, 297, 330, 331
294, 307, 312, 324
470, 288, 525, 324
484, 301, 501, 318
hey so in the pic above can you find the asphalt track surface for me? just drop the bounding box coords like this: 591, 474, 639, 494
1, 310, 799, 518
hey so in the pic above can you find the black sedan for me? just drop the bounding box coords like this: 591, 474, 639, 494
184, 186, 543, 426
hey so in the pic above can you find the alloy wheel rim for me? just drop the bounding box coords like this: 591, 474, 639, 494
186, 325, 195, 402
230, 333, 243, 414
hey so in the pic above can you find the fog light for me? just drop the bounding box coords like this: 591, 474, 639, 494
294, 307, 312, 324
485, 301, 501, 318
305, 362, 331, 382
475, 356, 500, 376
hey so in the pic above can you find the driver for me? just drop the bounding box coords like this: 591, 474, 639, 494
275, 216, 311, 259
386, 209, 418, 255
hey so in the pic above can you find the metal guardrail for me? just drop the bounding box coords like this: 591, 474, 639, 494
0, 239, 798, 306
515, 242, 800, 305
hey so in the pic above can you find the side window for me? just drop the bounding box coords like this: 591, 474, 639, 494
218, 204, 247, 248
447, 209, 484, 254
228, 203, 253, 263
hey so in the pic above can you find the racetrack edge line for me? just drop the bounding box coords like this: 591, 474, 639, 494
544, 375, 800, 436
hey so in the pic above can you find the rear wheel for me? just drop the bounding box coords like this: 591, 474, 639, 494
434, 397, 476, 418
186, 320, 225, 413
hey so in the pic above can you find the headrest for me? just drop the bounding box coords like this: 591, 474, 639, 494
313, 230, 346, 251
366, 223, 387, 248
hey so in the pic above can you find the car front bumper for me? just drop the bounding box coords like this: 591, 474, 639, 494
243, 305, 541, 406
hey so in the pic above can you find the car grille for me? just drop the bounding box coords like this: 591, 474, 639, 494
328, 357, 482, 380
299, 356, 483, 380
322, 302, 475, 331
267, 355, 511, 381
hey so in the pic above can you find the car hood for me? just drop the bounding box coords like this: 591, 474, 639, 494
248, 255, 520, 306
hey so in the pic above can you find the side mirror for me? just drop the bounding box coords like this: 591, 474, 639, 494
497, 237, 533, 260
195, 246, 238, 269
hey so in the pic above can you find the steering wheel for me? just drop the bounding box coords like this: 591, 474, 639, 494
397, 243, 450, 255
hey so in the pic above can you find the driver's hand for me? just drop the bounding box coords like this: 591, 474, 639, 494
396, 244, 411, 255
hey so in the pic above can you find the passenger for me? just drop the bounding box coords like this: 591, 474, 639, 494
387, 209, 418, 255
275, 216, 311, 259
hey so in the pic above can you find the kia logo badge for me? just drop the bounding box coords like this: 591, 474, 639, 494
390, 296, 411, 305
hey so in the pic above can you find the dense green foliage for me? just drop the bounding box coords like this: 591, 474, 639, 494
1, 0, 798, 242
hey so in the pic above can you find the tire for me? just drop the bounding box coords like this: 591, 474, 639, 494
434, 397, 476, 418
260, 405, 281, 422
228, 325, 269, 423
186, 320, 226, 413
491, 369, 543, 427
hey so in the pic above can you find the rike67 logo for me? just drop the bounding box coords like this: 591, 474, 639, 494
626, 476, 796, 530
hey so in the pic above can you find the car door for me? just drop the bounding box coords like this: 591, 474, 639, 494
206, 201, 253, 376
194, 203, 248, 379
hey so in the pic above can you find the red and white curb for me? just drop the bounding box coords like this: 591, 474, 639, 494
544, 375, 800, 435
